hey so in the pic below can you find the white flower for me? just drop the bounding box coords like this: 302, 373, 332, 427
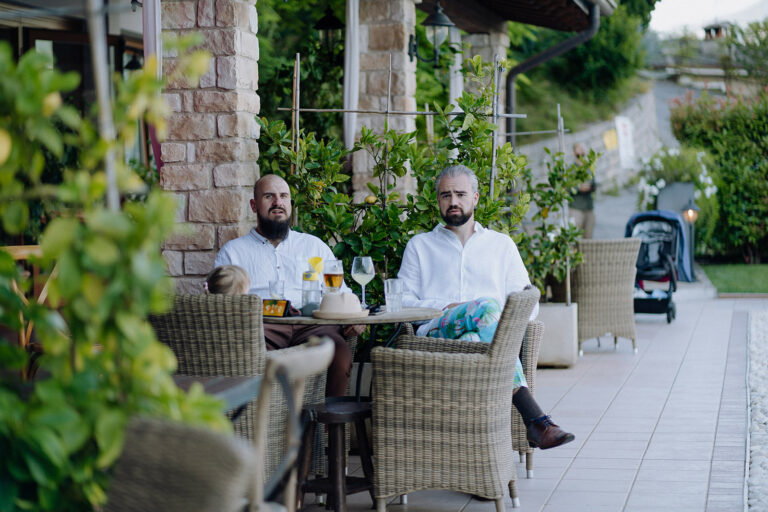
642, 157, 650, 166
650, 185, 659, 195
652, 158, 662, 170
656, 179, 666, 189
669, 148, 680, 156
696, 151, 706, 161
638, 177, 647, 188
694, 189, 702, 199
547, 231, 556, 242
705, 185, 717, 198
701, 164, 707, 174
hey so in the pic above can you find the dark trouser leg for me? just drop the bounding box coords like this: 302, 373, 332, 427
264, 324, 352, 397
512, 386, 545, 425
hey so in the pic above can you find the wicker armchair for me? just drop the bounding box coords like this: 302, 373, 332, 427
571, 238, 642, 355
106, 338, 335, 512
402, 318, 543, 479
371, 288, 540, 511
148, 294, 327, 483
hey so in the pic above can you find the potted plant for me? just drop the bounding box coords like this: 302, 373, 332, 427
517, 147, 596, 367
0, 38, 230, 512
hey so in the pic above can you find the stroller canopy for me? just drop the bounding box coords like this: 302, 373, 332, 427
625, 210, 694, 283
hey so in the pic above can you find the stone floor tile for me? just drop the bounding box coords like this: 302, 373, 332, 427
545, 489, 628, 508
625, 491, 706, 508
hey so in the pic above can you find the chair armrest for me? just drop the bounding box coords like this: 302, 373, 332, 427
519, 321, 543, 392
395, 334, 489, 355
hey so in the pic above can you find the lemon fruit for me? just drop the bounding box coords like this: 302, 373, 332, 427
364, 195, 377, 204
42, 92, 62, 117
309, 256, 323, 274
0, 129, 11, 166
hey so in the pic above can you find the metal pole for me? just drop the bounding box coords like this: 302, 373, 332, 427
556, 104, 571, 306
489, 55, 500, 198
86, 0, 119, 211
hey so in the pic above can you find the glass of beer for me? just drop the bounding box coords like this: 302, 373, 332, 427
323, 259, 344, 293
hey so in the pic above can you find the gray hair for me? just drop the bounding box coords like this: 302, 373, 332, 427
434, 165, 479, 194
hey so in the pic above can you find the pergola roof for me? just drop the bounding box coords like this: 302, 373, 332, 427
417, 0, 615, 33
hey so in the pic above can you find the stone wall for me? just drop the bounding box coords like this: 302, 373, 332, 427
353, 0, 417, 200
517, 88, 661, 188
159, 0, 260, 293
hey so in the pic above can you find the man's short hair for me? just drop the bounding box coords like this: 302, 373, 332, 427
434, 165, 479, 194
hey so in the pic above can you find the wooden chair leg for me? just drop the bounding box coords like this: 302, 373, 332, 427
495, 497, 506, 511
354, 418, 375, 506
509, 479, 520, 508
327, 423, 347, 512
376, 498, 387, 512
295, 417, 316, 510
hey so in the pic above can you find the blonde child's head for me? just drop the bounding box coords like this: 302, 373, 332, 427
205, 265, 250, 295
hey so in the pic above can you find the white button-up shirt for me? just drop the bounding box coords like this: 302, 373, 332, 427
214, 228, 351, 307
397, 222, 538, 329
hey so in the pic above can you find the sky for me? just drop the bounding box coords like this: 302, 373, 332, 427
649, 0, 768, 35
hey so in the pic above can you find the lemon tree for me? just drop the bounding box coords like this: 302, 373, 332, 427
0, 39, 228, 512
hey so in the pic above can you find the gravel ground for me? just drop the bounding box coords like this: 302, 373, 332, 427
749, 311, 768, 510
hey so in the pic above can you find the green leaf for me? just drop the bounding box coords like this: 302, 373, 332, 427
84, 237, 121, 267
41, 217, 79, 258
95, 408, 126, 468
1, 201, 28, 234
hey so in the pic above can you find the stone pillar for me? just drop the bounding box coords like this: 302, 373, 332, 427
353, 0, 417, 200
463, 25, 510, 141
160, 0, 260, 293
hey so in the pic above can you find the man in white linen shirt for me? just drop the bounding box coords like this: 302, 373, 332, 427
397, 164, 574, 450
215, 174, 361, 396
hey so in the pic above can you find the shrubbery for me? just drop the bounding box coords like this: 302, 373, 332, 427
635, 146, 719, 255
670, 91, 768, 263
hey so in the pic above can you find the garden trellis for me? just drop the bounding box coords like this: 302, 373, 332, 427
277, 53, 526, 197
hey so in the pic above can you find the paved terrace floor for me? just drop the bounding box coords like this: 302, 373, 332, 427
304, 293, 766, 512
304, 183, 766, 511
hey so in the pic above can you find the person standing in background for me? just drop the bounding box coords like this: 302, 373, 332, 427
570, 143, 597, 238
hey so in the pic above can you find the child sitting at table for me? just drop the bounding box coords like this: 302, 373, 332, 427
204, 265, 250, 295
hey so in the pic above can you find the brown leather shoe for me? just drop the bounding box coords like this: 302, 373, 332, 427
527, 416, 575, 450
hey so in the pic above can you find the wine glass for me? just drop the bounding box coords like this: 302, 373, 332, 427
351, 256, 375, 308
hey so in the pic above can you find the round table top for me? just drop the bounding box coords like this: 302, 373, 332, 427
263, 306, 441, 325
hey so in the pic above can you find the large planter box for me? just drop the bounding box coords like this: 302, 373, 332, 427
537, 302, 578, 368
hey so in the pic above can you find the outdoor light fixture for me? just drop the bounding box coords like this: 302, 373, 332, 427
314, 7, 344, 49
130, 0, 142, 12
408, 2, 455, 65
682, 199, 699, 224
124, 53, 143, 71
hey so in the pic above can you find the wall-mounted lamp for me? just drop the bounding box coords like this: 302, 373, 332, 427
314, 7, 344, 50
408, 2, 455, 65
124, 53, 143, 71
682, 199, 699, 224
130, 0, 142, 12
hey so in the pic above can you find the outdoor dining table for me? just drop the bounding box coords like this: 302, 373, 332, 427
264, 306, 442, 399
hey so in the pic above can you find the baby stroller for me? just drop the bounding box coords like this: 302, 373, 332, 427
625, 210, 692, 323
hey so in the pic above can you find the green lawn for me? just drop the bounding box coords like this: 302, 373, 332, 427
700, 264, 768, 294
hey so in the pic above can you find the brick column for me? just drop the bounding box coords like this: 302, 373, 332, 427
353, 0, 417, 200
160, 0, 260, 293
464, 25, 510, 140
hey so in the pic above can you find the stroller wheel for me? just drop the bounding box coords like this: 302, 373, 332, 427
666, 308, 674, 323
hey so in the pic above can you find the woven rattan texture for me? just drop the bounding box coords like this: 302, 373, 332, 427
106, 417, 256, 512
371, 289, 539, 504
148, 294, 326, 480
571, 239, 642, 349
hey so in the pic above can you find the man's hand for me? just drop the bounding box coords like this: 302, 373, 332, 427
343, 324, 366, 337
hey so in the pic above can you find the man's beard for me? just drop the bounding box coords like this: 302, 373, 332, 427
442, 208, 472, 227
257, 212, 290, 240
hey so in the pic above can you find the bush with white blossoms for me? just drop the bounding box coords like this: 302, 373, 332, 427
635, 146, 720, 255
636, 146, 717, 210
